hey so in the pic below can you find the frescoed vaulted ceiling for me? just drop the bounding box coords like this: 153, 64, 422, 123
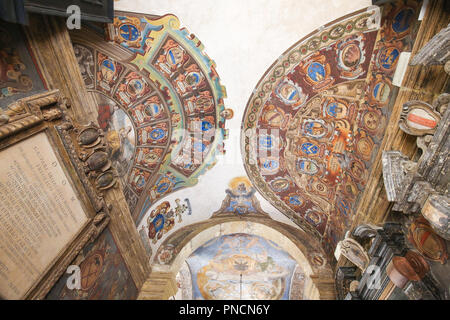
241, 1, 422, 257
68, 0, 429, 284
102, 0, 428, 270
70, 12, 230, 223
1, 0, 448, 302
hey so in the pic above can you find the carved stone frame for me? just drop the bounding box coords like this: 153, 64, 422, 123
0, 89, 116, 300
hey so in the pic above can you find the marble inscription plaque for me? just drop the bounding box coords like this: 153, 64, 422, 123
0, 132, 88, 299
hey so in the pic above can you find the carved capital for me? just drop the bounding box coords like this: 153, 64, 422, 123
352, 223, 382, 241
335, 237, 370, 271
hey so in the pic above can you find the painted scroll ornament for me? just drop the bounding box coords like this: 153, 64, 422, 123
335, 237, 370, 271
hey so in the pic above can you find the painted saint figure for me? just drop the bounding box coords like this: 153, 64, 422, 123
225, 183, 257, 215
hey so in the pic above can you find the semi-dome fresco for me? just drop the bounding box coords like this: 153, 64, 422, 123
170, 232, 311, 300
241, 1, 422, 257
185, 233, 299, 300
70, 12, 230, 223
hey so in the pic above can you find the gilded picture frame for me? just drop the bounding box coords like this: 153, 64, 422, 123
0, 89, 115, 299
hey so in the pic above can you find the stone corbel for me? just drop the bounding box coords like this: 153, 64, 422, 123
352, 223, 382, 241
335, 237, 370, 271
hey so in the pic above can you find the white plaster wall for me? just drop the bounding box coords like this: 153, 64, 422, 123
115, 0, 371, 253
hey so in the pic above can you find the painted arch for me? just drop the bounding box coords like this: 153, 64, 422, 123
70, 12, 230, 224
240, 1, 422, 256
151, 218, 335, 299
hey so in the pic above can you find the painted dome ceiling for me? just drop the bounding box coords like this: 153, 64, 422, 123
70, 13, 229, 223
184, 233, 302, 300
241, 1, 421, 255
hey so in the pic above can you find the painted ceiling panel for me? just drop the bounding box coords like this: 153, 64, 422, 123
241, 1, 422, 257
70, 12, 230, 224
